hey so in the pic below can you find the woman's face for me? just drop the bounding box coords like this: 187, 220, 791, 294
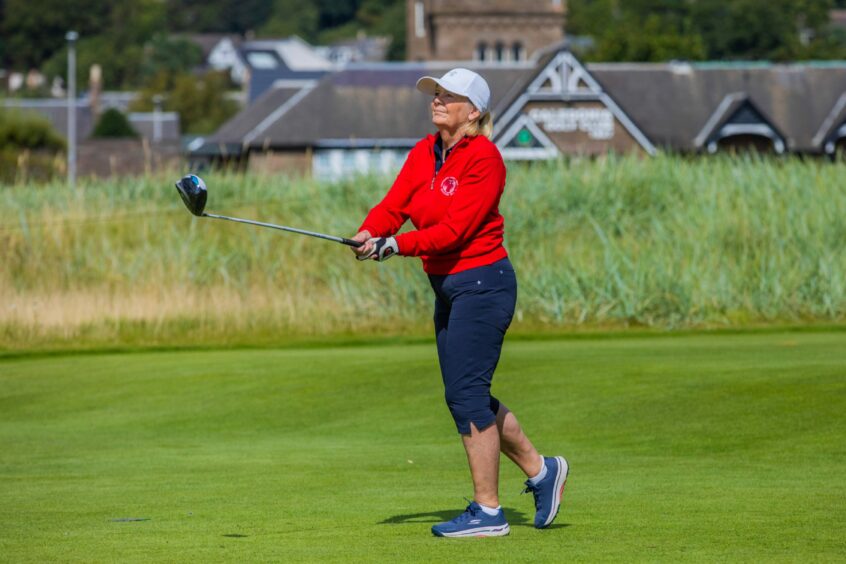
431, 86, 480, 132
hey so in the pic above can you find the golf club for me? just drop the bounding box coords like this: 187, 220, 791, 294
174, 174, 364, 248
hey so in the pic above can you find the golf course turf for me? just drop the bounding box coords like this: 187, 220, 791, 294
1, 332, 844, 562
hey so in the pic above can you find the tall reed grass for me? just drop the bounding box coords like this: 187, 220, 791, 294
2, 155, 844, 349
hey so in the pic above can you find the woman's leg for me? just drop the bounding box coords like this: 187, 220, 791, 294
495, 403, 543, 478
460, 405, 543, 506
432, 261, 516, 506
461, 422, 501, 507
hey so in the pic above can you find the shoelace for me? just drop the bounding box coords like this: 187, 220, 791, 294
449, 498, 481, 524
521, 482, 542, 511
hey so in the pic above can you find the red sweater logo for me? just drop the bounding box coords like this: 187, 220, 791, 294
440, 177, 459, 196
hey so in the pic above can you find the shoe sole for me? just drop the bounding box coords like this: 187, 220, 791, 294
539, 456, 569, 529
433, 524, 511, 538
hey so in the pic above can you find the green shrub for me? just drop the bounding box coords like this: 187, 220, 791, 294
0, 108, 66, 151
92, 108, 137, 138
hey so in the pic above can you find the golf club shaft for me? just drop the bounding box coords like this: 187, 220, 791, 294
202, 213, 364, 247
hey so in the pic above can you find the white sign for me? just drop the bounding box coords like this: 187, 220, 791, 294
528, 108, 615, 140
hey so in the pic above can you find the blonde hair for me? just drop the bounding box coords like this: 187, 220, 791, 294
465, 111, 493, 139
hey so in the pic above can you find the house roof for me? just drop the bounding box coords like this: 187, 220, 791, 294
242, 37, 335, 102
588, 61, 846, 152
200, 48, 846, 156
239, 63, 534, 149
243, 37, 334, 72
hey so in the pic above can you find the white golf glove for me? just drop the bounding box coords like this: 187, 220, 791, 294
366, 237, 399, 261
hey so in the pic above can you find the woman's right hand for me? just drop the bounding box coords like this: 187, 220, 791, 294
350, 230, 374, 260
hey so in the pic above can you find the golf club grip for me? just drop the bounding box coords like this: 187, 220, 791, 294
342, 238, 365, 248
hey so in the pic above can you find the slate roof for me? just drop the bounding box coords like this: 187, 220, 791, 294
200, 48, 846, 156
208, 62, 534, 151
211, 87, 305, 142
588, 61, 846, 152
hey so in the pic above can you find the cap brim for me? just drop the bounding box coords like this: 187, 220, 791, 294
416, 77, 440, 96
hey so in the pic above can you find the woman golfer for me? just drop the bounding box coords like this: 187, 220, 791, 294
352, 68, 567, 537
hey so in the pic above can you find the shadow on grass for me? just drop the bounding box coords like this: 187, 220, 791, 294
379, 507, 568, 529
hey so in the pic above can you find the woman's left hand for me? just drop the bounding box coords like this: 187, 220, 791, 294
351, 230, 374, 260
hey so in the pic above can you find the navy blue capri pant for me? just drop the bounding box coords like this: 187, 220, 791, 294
428, 257, 517, 434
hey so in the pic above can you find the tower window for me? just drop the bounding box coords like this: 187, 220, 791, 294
415, 2, 425, 38
512, 42, 524, 62
476, 42, 488, 62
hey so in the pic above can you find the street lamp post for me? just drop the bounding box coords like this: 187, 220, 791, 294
66, 30, 78, 190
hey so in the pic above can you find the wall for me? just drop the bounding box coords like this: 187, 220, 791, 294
407, 0, 566, 61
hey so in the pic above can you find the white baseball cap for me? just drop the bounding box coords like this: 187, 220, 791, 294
416, 68, 491, 114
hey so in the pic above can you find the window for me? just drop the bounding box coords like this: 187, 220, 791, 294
245, 52, 278, 69
495, 42, 505, 62
512, 42, 524, 62
476, 42, 488, 62
415, 2, 426, 38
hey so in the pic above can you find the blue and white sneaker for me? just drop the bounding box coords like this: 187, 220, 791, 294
523, 456, 569, 529
431, 501, 510, 538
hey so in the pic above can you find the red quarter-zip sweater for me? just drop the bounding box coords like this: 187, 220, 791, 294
359, 134, 508, 275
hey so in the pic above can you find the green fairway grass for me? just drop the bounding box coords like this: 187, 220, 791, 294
1, 333, 844, 562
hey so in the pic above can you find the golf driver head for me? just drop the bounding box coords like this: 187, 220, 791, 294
175, 174, 207, 217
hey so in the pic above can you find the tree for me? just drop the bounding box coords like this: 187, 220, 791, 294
141, 34, 204, 80
357, 0, 405, 60
41, 34, 146, 90
132, 70, 239, 134
691, 0, 838, 60
569, 0, 705, 61
5, 0, 170, 88
568, 0, 845, 62
315, 0, 360, 29
164, 0, 273, 34
92, 108, 137, 138
260, 0, 320, 41
1, 0, 110, 69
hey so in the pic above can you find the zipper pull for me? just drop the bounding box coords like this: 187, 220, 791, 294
430, 175, 435, 190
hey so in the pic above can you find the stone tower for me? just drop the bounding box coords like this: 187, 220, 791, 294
406, 0, 566, 62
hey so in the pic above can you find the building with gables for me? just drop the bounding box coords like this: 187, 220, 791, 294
191, 44, 846, 179
406, 0, 566, 63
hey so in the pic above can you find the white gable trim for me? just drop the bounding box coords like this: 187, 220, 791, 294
496, 49, 656, 156
695, 93, 787, 154
824, 122, 846, 154
694, 93, 744, 149
497, 114, 559, 160
527, 51, 604, 96
812, 92, 846, 148
706, 124, 786, 154
244, 84, 315, 145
